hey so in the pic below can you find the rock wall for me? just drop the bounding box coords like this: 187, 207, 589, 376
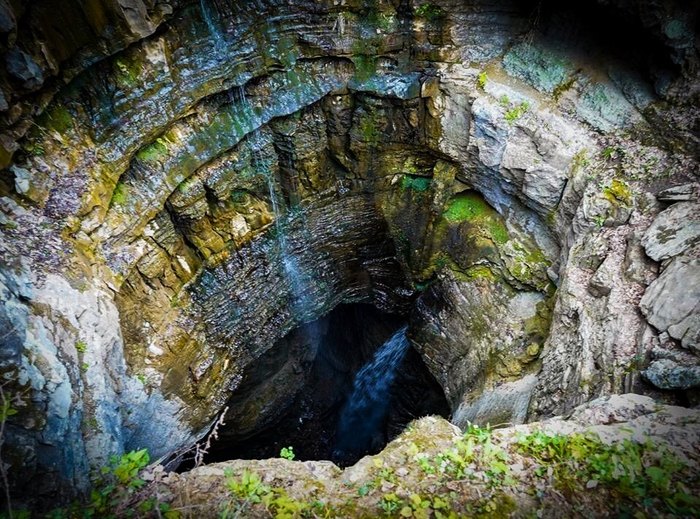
0, 0, 698, 507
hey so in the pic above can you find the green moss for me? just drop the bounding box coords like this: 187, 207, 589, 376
44, 106, 74, 134
137, 139, 169, 163
488, 221, 509, 244
460, 265, 497, 282
442, 192, 510, 248
443, 192, 490, 221
401, 175, 432, 192
603, 178, 632, 206
351, 39, 381, 81
110, 182, 129, 206
114, 55, 142, 86
524, 298, 554, 344
358, 113, 380, 145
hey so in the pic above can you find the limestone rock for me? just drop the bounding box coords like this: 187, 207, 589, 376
640, 257, 700, 352
154, 396, 700, 518
452, 375, 537, 428
642, 201, 700, 262
657, 183, 700, 203
643, 358, 700, 390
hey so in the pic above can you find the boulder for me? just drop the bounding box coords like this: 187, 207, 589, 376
642, 201, 700, 262
640, 257, 700, 352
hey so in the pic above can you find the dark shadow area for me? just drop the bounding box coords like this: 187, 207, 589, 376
202, 303, 449, 467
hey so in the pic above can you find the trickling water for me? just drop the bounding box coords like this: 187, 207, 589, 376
200, 0, 225, 50
234, 86, 309, 315
334, 325, 411, 462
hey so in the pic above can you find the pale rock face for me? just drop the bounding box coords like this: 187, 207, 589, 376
641, 258, 700, 354
641, 202, 700, 262
452, 374, 537, 428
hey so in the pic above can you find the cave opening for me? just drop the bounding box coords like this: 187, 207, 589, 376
202, 303, 450, 467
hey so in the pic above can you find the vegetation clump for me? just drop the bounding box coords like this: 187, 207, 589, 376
358, 113, 380, 145
8, 420, 697, 518
136, 138, 169, 163
414, 3, 445, 21
477, 71, 488, 90
515, 430, 699, 516
110, 182, 129, 207
504, 101, 530, 124
401, 175, 432, 192
602, 178, 632, 206
442, 192, 509, 244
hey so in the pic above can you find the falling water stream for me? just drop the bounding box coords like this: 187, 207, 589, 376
334, 325, 411, 462
233, 87, 309, 315
200, 0, 224, 50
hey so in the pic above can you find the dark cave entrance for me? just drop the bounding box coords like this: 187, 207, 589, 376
203, 303, 450, 467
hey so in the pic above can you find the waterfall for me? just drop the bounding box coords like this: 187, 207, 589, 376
234, 86, 309, 315
334, 326, 411, 462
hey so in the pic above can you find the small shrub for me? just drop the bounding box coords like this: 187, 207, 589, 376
75, 340, 87, 353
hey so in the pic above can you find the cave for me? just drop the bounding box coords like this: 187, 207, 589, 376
201, 303, 450, 467
1, 0, 698, 515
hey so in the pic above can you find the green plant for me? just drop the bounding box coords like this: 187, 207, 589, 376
477, 71, 488, 90
380, 493, 403, 516
87, 449, 154, 516
515, 430, 700, 516
75, 340, 87, 354
225, 469, 270, 503
504, 101, 530, 124
601, 146, 617, 160
80, 362, 89, 372
0, 400, 17, 423
415, 3, 445, 21
357, 483, 372, 497
280, 446, 295, 460
26, 142, 45, 156
222, 469, 328, 518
